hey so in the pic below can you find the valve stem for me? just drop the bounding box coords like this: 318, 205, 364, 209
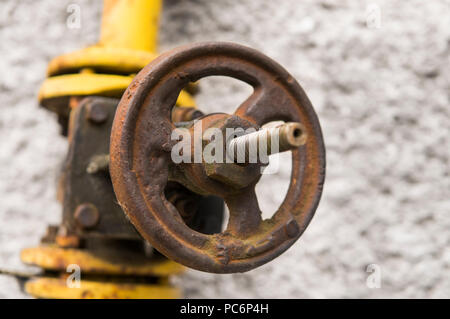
228, 122, 307, 163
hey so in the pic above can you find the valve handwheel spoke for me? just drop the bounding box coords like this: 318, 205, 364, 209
110, 42, 326, 273
225, 186, 262, 237
234, 75, 300, 126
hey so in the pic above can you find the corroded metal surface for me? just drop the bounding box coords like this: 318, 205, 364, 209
171, 106, 204, 123
110, 42, 326, 273
62, 97, 141, 240
60, 96, 223, 241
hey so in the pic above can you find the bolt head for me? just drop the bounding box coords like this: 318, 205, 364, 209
74, 203, 100, 229
86, 102, 108, 124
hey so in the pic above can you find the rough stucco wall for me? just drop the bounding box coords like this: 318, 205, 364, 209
0, 0, 449, 298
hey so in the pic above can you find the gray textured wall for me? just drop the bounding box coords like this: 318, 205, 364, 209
0, 0, 449, 298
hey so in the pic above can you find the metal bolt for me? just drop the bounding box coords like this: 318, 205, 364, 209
86, 102, 108, 124
227, 122, 307, 163
74, 203, 100, 229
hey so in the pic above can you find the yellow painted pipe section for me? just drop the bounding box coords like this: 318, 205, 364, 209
25, 277, 181, 299
47, 0, 162, 76
100, 0, 162, 53
47, 46, 157, 76
39, 74, 196, 108
21, 246, 185, 277
40, 0, 198, 111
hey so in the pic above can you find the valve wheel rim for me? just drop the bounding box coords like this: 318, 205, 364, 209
110, 42, 326, 273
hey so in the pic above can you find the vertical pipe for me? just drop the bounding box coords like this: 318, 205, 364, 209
100, 0, 162, 52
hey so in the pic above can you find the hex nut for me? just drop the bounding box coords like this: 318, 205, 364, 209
204, 162, 261, 189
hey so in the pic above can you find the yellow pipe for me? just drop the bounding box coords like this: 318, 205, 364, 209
46, 46, 157, 76
25, 277, 181, 299
39, 74, 196, 108
21, 246, 185, 277
40, 0, 197, 110
100, 0, 162, 53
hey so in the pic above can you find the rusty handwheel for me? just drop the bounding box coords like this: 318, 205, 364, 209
110, 42, 325, 273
